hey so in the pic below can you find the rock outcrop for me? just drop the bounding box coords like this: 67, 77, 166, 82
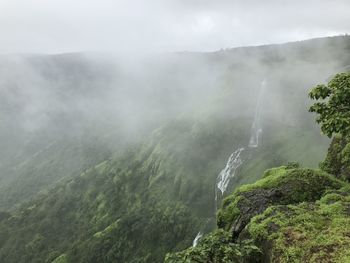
217, 167, 343, 240
246, 186, 350, 262
321, 136, 350, 182
166, 167, 349, 263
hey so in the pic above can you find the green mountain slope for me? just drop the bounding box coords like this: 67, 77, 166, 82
0, 116, 328, 263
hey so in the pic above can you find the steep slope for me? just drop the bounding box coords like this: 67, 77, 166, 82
0, 116, 334, 263
0, 150, 199, 263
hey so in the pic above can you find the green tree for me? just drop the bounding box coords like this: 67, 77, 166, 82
309, 72, 350, 138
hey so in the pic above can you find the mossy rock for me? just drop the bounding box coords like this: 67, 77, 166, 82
321, 136, 350, 181
217, 167, 344, 239
246, 187, 350, 262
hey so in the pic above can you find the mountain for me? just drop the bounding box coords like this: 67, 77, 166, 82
0, 36, 349, 262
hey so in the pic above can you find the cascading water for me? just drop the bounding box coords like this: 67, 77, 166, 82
216, 79, 265, 196
249, 79, 265, 148
216, 148, 245, 194
192, 79, 266, 246
192, 232, 203, 247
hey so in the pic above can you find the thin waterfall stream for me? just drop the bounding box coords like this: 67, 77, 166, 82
249, 79, 265, 148
193, 79, 266, 247
192, 232, 203, 247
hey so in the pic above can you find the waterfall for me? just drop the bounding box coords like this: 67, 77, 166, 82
216, 147, 245, 194
249, 80, 265, 148
216, 79, 266, 195
192, 79, 266, 247
192, 232, 203, 247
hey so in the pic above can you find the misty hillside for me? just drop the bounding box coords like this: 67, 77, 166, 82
0, 36, 350, 263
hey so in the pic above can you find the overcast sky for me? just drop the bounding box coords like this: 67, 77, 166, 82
0, 0, 349, 54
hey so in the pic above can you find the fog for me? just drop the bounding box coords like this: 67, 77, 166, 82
1, 37, 349, 148
0, 0, 349, 54
0, 0, 350, 211
1, 37, 348, 169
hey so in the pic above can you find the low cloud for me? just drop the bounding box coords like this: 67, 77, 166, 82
0, 0, 349, 54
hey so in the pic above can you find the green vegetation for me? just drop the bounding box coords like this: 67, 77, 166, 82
165, 230, 261, 263
321, 135, 350, 181
247, 187, 350, 262
0, 115, 330, 263
168, 167, 350, 262
0, 136, 113, 211
0, 149, 200, 263
0, 114, 323, 263
309, 72, 350, 138
217, 167, 344, 232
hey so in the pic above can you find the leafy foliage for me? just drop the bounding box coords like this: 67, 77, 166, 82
165, 230, 260, 263
309, 72, 350, 138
